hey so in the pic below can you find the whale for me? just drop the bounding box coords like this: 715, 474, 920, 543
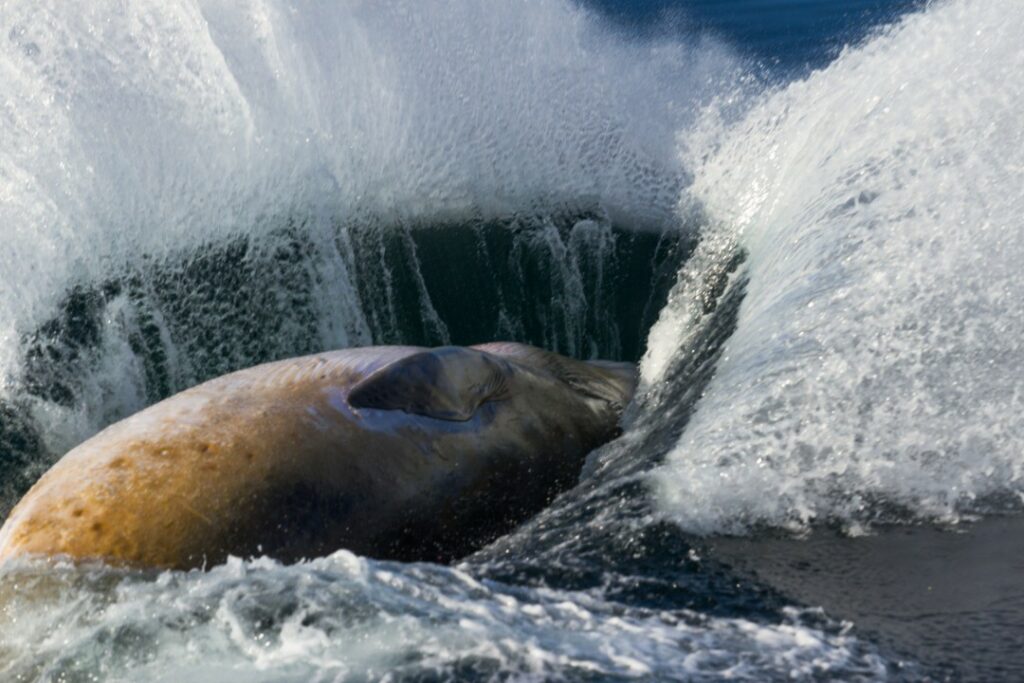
0, 343, 635, 569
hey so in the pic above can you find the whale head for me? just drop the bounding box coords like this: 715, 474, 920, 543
0, 343, 636, 570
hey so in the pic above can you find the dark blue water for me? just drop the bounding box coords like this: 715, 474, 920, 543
589, 0, 924, 72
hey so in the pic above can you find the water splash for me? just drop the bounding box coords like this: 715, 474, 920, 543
648, 0, 1024, 533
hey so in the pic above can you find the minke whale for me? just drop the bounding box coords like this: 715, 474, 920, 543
0, 343, 635, 569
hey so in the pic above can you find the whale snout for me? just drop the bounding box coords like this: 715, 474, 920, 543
470, 341, 637, 412
583, 360, 637, 410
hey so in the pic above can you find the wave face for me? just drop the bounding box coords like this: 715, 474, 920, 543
646, 0, 1024, 533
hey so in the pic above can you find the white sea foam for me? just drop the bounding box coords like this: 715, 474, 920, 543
647, 0, 1024, 532
0, 554, 890, 681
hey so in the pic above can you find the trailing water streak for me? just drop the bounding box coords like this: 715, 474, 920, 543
648, 0, 1024, 532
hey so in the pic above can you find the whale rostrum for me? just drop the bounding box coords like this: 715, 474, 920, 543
0, 343, 635, 569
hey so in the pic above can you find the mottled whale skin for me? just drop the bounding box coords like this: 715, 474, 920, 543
0, 343, 635, 569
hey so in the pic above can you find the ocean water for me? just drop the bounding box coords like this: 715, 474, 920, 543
1, 0, 1020, 679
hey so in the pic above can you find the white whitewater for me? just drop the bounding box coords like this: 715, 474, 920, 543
647, 0, 1024, 533
0, 552, 886, 681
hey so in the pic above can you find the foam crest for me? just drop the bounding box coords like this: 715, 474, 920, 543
648, 0, 1024, 532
